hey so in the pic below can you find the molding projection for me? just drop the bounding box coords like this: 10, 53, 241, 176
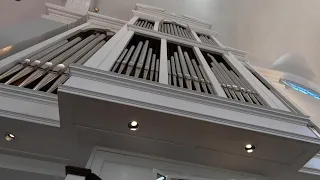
135, 4, 212, 30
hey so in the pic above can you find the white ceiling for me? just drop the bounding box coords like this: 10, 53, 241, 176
96, 0, 320, 84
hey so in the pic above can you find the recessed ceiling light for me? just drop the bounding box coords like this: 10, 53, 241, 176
245, 144, 255, 153
5, 133, 15, 141
128, 121, 139, 131
94, 7, 99, 13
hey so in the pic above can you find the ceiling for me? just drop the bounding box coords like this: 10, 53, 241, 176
0, 168, 64, 180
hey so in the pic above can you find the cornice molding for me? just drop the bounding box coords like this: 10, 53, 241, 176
60, 83, 320, 145
135, 4, 212, 30
0, 84, 58, 107
128, 24, 229, 55
88, 12, 127, 31
299, 167, 320, 176
0, 108, 59, 127
59, 65, 320, 145
44, 3, 87, 24
0, 85, 59, 127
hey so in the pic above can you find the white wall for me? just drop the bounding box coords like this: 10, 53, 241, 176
0, 18, 64, 49
0, 0, 64, 27
96, 0, 320, 84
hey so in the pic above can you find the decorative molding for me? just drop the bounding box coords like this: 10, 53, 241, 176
299, 167, 320, 176
0, 84, 58, 107
87, 12, 127, 31
135, 4, 212, 30
44, 3, 87, 24
128, 24, 229, 55
226, 47, 249, 62
64, 65, 313, 128
0, 108, 59, 127
60, 80, 320, 145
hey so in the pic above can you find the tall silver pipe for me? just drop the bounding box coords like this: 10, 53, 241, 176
170, 56, 177, 86
5, 37, 82, 85
179, 27, 188, 39
184, 52, 200, 92
33, 35, 106, 91
227, 70, 254, 104
172, 24, 179, 37
143, 48, 153, 79
75, 40, 106, 65
177, 46, 192, 90
118, 45, 135, 73
143, 21, 148, 28
46, 74, 69, 93
155, 58, 160, 82
125, 41, 144, 75
176, 26, 183, 38
149, 54, 156, 81
112, 48, 128, 72
169, 24, 175, 35
19, 34, 99, 88
173, 52, 183, 87
0, 40, 69, 81
198, 65, 214, 94
135, 40, 150, 77
168, 60, 172, 85
191, 59, 208, 93
207, 53, 235, 98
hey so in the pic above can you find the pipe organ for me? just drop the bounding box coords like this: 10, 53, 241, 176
0, 30, 113, 94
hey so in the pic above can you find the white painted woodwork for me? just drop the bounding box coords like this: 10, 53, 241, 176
0, 22, 91, 74
84, 25, 129, 68
65, 175, 85, 180
210, 35, 225, 48
98, 30, 134, 70
153, 21, 160, 31
159, 39, 168, 84
191, 31, 201, 42
43, 3, 87, 24
62, 67, 316, 142
127, 16, 139, 25
86, 147, 260, 180
0, 154, 65, 178
193, 47, 226, 97
300, 154, 320, 176
65, 0, 92, 12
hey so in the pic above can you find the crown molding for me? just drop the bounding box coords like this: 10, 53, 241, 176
58, 65, 320, 145
135, 4, 212, 29
0, 84, 58, 107
44, 3, 87, 24
67, 65, 310, 125
88, 12, 127, 31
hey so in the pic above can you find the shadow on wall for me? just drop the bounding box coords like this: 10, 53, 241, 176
271, 53, 316, 81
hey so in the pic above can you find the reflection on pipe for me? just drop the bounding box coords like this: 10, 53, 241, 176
167, 42, 215, 94
0, 30, 113, 94
111, 34, 161, 82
